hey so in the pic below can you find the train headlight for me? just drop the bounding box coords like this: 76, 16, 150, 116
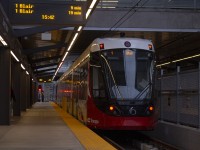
146, 105, 154, 116
109, 106, 114, 111
148, 106, 154, 112
108, 105, 121, 116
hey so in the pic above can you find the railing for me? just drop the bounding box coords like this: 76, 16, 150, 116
97, 0, 200, 9
156, 63, 200, 128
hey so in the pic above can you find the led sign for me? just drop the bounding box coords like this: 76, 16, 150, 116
9, 0, 86, 25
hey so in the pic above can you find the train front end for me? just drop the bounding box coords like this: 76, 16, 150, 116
87, 38, 157, 130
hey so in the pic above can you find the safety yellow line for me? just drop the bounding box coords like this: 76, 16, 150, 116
51, 102, 117, 150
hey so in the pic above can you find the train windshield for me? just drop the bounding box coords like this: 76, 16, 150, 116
100, 49, 154, 100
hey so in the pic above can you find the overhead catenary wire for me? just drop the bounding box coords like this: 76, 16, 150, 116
104, 0, 151, 36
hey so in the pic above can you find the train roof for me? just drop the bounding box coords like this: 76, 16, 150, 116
90, 38, 154, 52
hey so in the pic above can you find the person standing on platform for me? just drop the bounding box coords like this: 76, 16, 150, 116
11, 87, 16, 116
41, 90, 44, 102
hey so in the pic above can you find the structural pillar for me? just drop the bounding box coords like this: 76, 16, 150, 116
12, 60, 21, 116
20, 69, 26, 111
26, 75, 31, 108
0, 48, 11, 125
32, 81, 37, 103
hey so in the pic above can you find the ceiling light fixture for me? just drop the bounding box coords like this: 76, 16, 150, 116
54, 31, 80, 81
77, 26, 82, 32
102, 0, 118, 2
53, 0, 97, 81
62, 51, 69, 61
86, 9, 92, 19
58, 61, 63, 69
53, 68, 59, 78
21, 64, 25, 70
68, 33, 79, 51
86, 0, 97, 19
0, 35, 7, 46
90, 0, 97, 8
102, 6, 116, 8
26, 71, 29, 75
10, 51, 19, 62
52, 75, 55, 81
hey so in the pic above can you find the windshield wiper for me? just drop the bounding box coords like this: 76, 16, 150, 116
135, 82, 152, 100
100, 54, 124, 100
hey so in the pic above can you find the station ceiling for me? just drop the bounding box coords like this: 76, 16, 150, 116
1, 0, 200, 82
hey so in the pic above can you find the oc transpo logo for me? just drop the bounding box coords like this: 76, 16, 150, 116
87, 118, 99, 124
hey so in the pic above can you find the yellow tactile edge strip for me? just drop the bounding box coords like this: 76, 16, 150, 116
51, 102, 117, 150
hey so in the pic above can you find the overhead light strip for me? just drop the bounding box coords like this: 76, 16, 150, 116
156, 62, 171, 67
90, 0, 97, 9
62, 26, 82, 62
10, 51, 20, 62
58, 61, 63, 68
21, 64, 25, 70
86, 8, 92, 19
53, 0, 97, 81
102, 7, 116, 8
172, 54, 200, 63
68, 33, 79, 51
53, 61, 64, 80
0, 35, 7, 46
77, 26, 82, 32
156, 53, 200, 67
86, 0, 97, 19
62, 51, 69, 62
52, 75, 55, 81
102, 0, 118, 2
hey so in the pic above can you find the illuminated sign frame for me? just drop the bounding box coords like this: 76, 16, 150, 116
9, 0, 86, 25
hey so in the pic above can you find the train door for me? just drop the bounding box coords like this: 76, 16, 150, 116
77, 62, 88, 124
72, 68, 79, 117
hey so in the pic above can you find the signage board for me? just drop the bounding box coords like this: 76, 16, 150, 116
9, 0, 86, 25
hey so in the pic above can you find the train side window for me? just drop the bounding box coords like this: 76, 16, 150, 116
72, 68, 80, 101
79, 63, 88, 100
90, 52, 107, 99
136, 51, 152, 91
92, 67, 106, 98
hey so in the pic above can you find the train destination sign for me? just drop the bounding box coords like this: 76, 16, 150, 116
9, 0, 86, 25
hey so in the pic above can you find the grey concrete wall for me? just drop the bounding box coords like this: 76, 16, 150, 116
143, 121, 200, 150
86, 8, 200, 32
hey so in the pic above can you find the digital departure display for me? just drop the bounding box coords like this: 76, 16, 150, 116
9, 0, 86, 25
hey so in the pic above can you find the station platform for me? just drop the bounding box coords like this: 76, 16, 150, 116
0, 102, 116, 150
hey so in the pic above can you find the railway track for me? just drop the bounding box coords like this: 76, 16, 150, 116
94, 130, 178, 150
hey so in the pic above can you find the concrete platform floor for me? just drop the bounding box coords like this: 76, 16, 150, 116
0, 102, 85, 150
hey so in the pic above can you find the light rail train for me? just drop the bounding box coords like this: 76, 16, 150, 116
56, 38, 157, 130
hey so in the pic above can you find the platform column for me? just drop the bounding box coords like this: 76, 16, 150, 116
26, 74, 31, 108
176, 65, 180, 124
12, 60, 21, 116
30, 79, 33, 106
31, 80, 36, 104
0, 48, 11, 125
160, 69, 163, 120
20, 69, 27, 111
198, 62, 200, 129
32, 80, 37, 105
